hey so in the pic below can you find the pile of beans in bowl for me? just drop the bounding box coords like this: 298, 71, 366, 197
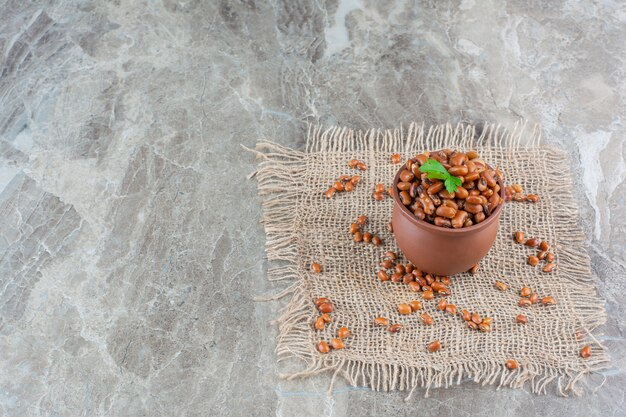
396, 150, 503, 228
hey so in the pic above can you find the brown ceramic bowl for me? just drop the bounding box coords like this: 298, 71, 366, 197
391, 164, 505, 276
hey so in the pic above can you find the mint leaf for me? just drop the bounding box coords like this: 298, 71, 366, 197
444, 175, 462, 194
420, 158, 462, 193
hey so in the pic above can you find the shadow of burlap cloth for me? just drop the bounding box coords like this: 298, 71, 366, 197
251, 122, 609, 398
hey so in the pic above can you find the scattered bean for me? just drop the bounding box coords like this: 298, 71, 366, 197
580, 346, 591, 358
529, 293, 539, 304
315, 298, 330, 307
372, 236, 383, 246
356, 215, 368, 225
527, 194, 540, 203
388, 324, 402, 333
422, 290, 434, 300
437, 299, 447, 311
391, 153, 402, 164
314, 317, 325, 330
349, 223, 360, 234
321, 313, 331, 323
546, 253, 555, 262
543, 263, 556, 273
377, 270, 389, 281
512, 184, 523, 193
374, 317, 389, 327
397, 304, 412, 315
471, 313, 482, 324
421, 313, 434, 325
445, 304, 457, 315
337, 327, 350, 339
541, 296, 556, 306
494, 281, 508, 291
319, 302, 334, 313
325, 188, 336, 199
311, 262, 322, 273
520, 287, 531, 297
525, 238, 538, 247
467, 321, 478, 330
505, 359, 518, 370
330, 338, 345, 349
528, 255, 539, 266
515, 231, 525, 243
479, 323, 491, 332
385, 251, 397, 260
537, 250, 547, 260
461, 310, 471, 321
516, 314, 528, 324
468, 263, 479, 274
427, 340, 442, 353
409, 300, 423, 311
539, 241, 550, 251
518, 298, 532, 307
380, 259, 394, 269
363, 232, 373, 243
353, 231, 363, 242
317, 341, 330, 353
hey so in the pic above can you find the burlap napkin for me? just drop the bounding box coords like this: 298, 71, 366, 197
252, 123, 608, 397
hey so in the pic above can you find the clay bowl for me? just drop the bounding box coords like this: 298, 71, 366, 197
391, 164, 505, 276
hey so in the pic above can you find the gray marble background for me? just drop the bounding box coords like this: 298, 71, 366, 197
0, 1, 624, 416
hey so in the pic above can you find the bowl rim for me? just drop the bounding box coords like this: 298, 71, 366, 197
392, 157, 506, 235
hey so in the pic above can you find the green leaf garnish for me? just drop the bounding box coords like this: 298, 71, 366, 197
420, 159, 462, 194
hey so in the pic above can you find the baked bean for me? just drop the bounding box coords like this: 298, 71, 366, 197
451, 210, 468, 228
400, 170, 414, 182
450, 153, 467, 166
330, 338, 345, 349
580, 346, 591, 358
377, 270, 389, 281
363, 232, 372, 243
399, 191, 411, 205
542, 263, 556, 273
315, 298, 330, 307
528, 256, 539, 266
416, 154, 428, 165
413, 207, 426, 219
466, 150, 478, 159
449, 165, 468, 176
420, 196, 436, 214
388, 323, 403, 333
539, 241, 550, 251
515, 231, 525, 243
474, 212, 486, 223
454, 186, 469, 199
337, 327, 350, 339
319, 303, 334, 313
314, 317, 325, 330
427, 340, 442, 352
409, 300, 423, 311
445, 304, 457, 315
436, 206, 457, 219
426, 182, 444, 195
465, 196, 482, 205
354, 231, 363, 242
518, 298, 532, 307
422, 290, 434, 300
495, 281, 508, 291
541, 296, 556, 306
529, 293, 539, 304
525, 238, 538, 247
463, 219, 473, 227
397, 181, 411, 191
311, 262, 322, 273
438, 190, 455, 200
477, 177, 488, 192
317, 341, 330, 353
465, 203, 483, 214
505, 359, 518, 370
391, 272, 403, 283
374, 317, 389, 326
434, 217, 451, 227
391, 153, 402, 164
516, 314, 528, 324
409, 182, 419, 198
546, 253, 555, 262
461, 310, 471, 321
421, 313, 434, 325
464, 171, 480, 182
527, 194, 540, 203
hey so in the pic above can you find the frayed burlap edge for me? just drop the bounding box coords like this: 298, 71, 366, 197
249, 121, 609, 399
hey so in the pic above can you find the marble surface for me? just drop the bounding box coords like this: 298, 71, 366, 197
0, 1, 624, 416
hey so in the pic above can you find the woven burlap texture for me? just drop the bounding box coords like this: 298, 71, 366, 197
252, 122, 609, 398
